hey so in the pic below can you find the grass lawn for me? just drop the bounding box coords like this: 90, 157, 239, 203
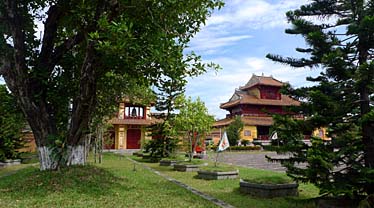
0, 163, 37, 178
0, 153, 218, 208
135, 156, 320, 208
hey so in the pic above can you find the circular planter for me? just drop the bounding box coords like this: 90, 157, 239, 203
239, 179, 298, 198
159, 160, 178, 166
173, 164, 200, 172
197, 170, 239, 180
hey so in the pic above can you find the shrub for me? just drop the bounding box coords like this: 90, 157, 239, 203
230, 146, 261, 151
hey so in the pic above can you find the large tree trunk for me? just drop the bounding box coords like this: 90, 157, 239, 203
67, 140, 86, 166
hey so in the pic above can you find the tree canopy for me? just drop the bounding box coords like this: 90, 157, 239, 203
226, 116, 244, 146
173, 95, 214, 161
267, 0, 374, 198
0, 0, 223, 170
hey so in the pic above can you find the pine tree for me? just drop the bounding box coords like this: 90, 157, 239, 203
267, 0, 374, 198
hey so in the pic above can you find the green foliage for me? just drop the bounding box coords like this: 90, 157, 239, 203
0, 85, 25, 161
229, 146, 261, 151
267, 0, 374, 197
144, 124, 179, 160
173, 95, 215, 161
226, 116, 244, 146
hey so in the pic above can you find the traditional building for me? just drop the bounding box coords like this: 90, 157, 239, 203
106, 101, 159, 150
212, 74, 302, 144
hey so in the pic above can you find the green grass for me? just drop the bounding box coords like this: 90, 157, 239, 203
143, 159, 320, 208
0, 163, 37, 177
0, 153, 218, 208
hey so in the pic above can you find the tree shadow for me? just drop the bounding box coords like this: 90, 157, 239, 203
0, 165, 130, 199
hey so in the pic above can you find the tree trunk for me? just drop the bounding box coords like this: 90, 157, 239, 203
37, 146, 58, 171
67, 141, 86, 166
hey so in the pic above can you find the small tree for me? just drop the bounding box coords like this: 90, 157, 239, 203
226, 116, 244, 146
173, 96, 214, 161
0, 85, 25, 161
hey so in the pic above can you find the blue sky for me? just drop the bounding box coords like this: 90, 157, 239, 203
185, 0, 322, 119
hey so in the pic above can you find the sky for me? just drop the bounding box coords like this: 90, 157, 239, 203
185, 0, 322, 119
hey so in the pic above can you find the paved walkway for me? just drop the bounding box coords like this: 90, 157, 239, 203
208, 151, 303, 172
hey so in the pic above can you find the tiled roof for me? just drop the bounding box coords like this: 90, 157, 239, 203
240, 75, 284, 90
220, 94, 300, 109
213, 116, 274, 127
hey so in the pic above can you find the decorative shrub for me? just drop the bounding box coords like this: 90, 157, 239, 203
230, 146, 261, 151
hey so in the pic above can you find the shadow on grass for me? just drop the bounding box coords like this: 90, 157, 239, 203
130, 156, 160, 163
0, 165, 128, 199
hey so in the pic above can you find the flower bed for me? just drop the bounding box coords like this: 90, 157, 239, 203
239, 179, 298, 198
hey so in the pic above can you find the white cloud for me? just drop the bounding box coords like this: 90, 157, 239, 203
207, 0, 309, 29
189, 0, 309, 55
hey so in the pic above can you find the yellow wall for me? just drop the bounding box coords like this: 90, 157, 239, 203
312, 128, 330, 140
115, 125, 127, 149
240, 125, 257, 142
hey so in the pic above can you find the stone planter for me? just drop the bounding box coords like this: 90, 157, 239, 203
197, 170, 239, 180
0, 159, 21, 167
173, 164, 200, 172
159, 160, 177, 166
239, 179, 298, 198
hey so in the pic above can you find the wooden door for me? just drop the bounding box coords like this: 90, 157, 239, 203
127, 129, 141, 149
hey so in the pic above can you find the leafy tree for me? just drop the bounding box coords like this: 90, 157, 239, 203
0, 0, 223, 170
0, 85, 25, 161
173, 95, 214, 161
226, 116, 244, 146
267, 0, 374, 198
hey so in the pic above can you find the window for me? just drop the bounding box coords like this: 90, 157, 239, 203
125, 106, 145, 119
244, 130, 251, 136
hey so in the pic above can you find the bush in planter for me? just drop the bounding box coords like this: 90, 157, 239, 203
230, 146, 261, 151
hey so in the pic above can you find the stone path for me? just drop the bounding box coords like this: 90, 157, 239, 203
126, 157, 235, 208
208, 151, 304, 172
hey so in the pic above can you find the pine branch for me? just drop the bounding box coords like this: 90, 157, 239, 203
266, 54, 317, 68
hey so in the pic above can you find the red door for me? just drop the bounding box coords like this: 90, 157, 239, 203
127, 129, 141, 149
